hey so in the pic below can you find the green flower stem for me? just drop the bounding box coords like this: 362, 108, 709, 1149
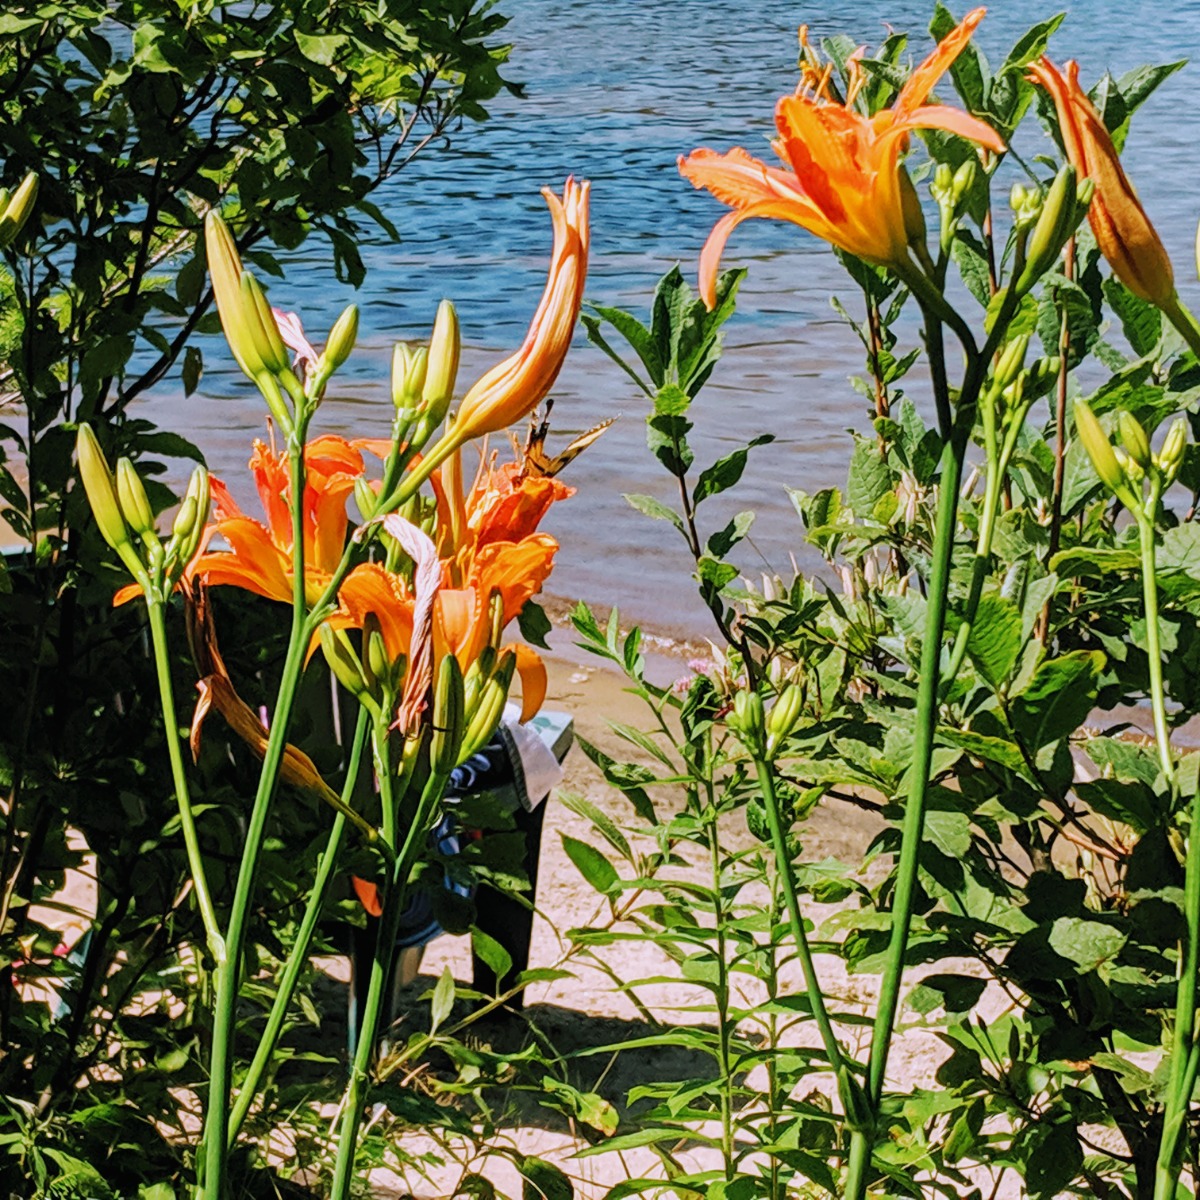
145, 599, 223, 962
844, 313, 982, 1199
227, 706, 371, 1143
328, 753, 450, 1200
200, 425, 311, 1200
753, 757, 846, 1078
1140, 485, 1196, 1199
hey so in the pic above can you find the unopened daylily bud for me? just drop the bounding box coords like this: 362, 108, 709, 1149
319, 625, 372, 700
1117, 412, 1152, 471
421, 299, 460, 424
240, 272, 289, 376
462, 649, 516, 760
77, 425, 134, 556
392, 344, 428, 412
951, 159, 976, 205
488, 589, 504, 652
1076, 178, 1095, 217
932, 162, 954, 201
1028, 356, 1061, 389
174, 466, 210, 562
732, 690, 766, 755
766, 683, 804, 757
1158, 417, 1188, 484
431, 653, 466, 774
0, 173, 38, 248
1017, 165, 1077, 292
994, 334, 1030, 391
322, 304, 358, 372
1114, 446, 1143, 485
353, 476, 378, 521
366, 625, 391, 687
115, 458, 156, 537
1074, 399, 1124, 495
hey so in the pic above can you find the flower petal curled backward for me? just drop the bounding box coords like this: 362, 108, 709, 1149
510, 642, 548, 723
1027, 56, 1174, 306
272, 308, 319, 378
452, 179, 590, 442
680, 9, 1004, 306
379, 514, 441, 734
352, 877, 382, 918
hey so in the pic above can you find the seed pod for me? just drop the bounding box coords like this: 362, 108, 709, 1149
430, 653, 465, 775
76, 425, 134, 555
115, 458, 156, 537
1117, 412, 1152, 471
323, 304, 359, 372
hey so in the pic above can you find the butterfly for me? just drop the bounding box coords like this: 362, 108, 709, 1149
516, 399, 614, 480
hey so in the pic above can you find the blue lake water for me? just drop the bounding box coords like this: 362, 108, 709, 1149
143, 1, 1200, 642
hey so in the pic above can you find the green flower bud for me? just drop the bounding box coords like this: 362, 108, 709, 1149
1117, 411, 1152, 471
174, 466, 211, 565
1017, 164, 1077, 293
461, 650, 516, 760
1074, 400, 1125, 495
0, 173, 38, 248
993, 334, 1030, 391
366, 625, 391, 687
732, 690, 766, 756
431, 653, 466, 775
765, 683, 804, 758
354, 476, 378, 522
392, 344, 428, 412
77, 425, 133, 555
951, 159, 976, 205
421, 299, 460, 426
319, 625, 372, 701
240, 272, 290, 377
1158, 417, 1188, 485
115, 458, 156, 537
899, 166, 926, 248
322, 304, 358, 372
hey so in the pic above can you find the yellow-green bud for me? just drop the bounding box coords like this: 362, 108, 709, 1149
932, 162, 954, 200
732, 690, 766, 755
115, 458, 156, 537
319, 625, 371, 700
0, 173, 38, 248
430, 653, 466, 775
173, 466, 210, 565
1017, 165, 1076, 292
421, 299, 460, 424
77, 425, 134, 555
322, 304, 358, 373
994, 334, 1030, 391
354, 476, 378, 522
392, 344, 428, 412
1117, 412, 1152, 471
462, 650, 515, 759
240, 272, 290, 377
488, 589, 504, 653
766, 683, 804, 758
951, 159, 976, 205
1074, 400, 1124, 494
1114, 445, 1143, 484
1158, 417, 1188, 485
899, 166, 926, 248
366, 625, 391, 686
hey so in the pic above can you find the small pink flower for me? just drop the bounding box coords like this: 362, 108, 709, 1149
272, 308, 319, 377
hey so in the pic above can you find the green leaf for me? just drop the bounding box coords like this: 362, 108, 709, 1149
182, 345, 203, 397
1009, 651, 1104, 749
1000, 14, 1067, 74
693, 435, 772, 504
471, 928, 513, 985
1025, 1121, 1083, 1197
847, 437, 891, 514
521, 1157, 573, 1200
517, 598, 553, 649
561, 834, 620, 895
925, 808, 971, 859
430, 965, 455, 1032
707, 510, 754, 558
1048, 916, 1126, 972
966, 593, 1023, 687
1104, 277, 1161, 358
623, 492, 683, 531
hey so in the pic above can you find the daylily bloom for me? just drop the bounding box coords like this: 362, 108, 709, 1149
452, 179, 589, 441
678, 9, 1006, 306
192, 434, 365, 606
1027, 56, 1174, 307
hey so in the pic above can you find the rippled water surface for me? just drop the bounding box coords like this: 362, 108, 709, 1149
140, 1, 1200, 640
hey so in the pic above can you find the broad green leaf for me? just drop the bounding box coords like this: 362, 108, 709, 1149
471, 928, 512, 985
1010, 650, 1104, 749
623, 492, 683, 531
521, 1157, 573, 1200
1048, 916, 1126, 972
429, 965, 455, 1031
966, 593, 1023, 687
561, 834, 620, 895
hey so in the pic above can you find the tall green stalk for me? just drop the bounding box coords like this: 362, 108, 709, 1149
146, 599, 224, 962
328, 751, 451, 1200
843, 313, 981, 1199
200, 428, 311, 1199
227, 707, 371, 1142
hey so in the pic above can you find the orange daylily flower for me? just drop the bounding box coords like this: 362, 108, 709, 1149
452, 179, 590, 441
1027, 56, 1174, 307
192, 434, 365, 606
679, 8, 1006, 306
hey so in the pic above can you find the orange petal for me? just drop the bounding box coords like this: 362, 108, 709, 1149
901, 104, 1006, 154
352, 876, 383, 917
510, 642, 548, 723
113, 581, 144, 607
895, 7, 987, 115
